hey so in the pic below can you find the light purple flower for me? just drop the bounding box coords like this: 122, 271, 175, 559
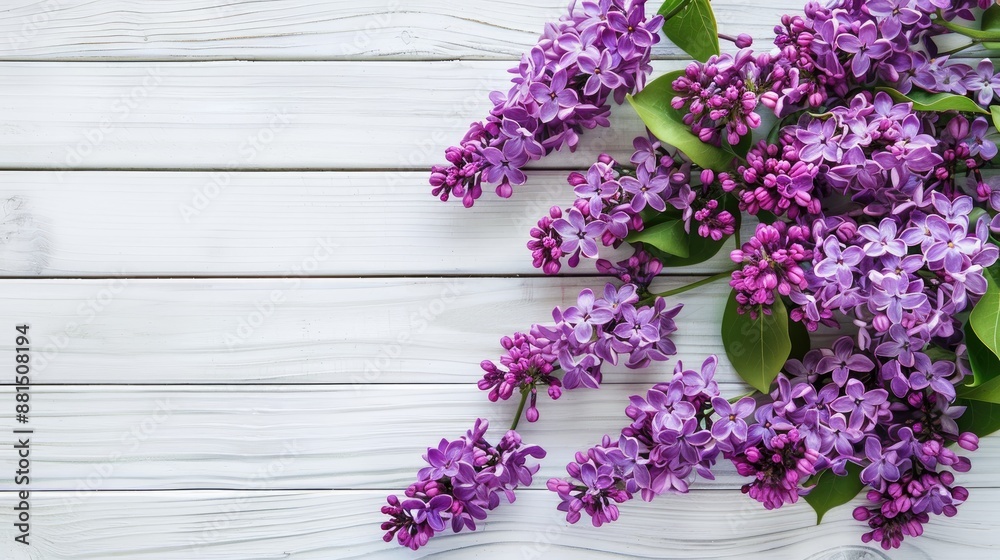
553, 207, 606, 258
835, 21, 892, 78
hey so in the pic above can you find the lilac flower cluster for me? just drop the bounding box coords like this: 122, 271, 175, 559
759, 339, 978, 550
668, 0, 1000, 152
429, 0, 663, 207
381, 419, 544, 550
528, 137, 737, 275
548, 356, 748, 525
480, 282, 682, 422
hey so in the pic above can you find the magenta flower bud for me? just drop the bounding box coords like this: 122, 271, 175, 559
525, 405, 539, 423
597, 153, 615, 165
735, 33, 753, 48
953, 485, 970, 502
958, 432, 980, 451
872, 314, 891, 333
854, 506, 871, 521
567, 171, 587, 187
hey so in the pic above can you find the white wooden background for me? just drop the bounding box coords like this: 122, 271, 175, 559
0, 1, 996, 558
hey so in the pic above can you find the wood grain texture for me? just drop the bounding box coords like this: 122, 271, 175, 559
0, 60, 670, 170
0, 0, 805, 61
0, 171, 748, 277
0, 277, 737, 384
0, 384, 995, 492
0, 489, 996, 559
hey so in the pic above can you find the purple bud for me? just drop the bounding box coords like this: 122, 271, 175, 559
958, 432, 980, 451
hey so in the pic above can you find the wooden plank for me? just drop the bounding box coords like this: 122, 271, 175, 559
0, 0, 804, 61
0, 384, 996, 492
0, 171, 746, 277
0, 277, 738, 384
0, 60, 667, 170
0, 489, 995, 558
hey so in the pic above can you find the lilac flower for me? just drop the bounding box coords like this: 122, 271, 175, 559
866, 0, 923, 41
580, 49, 624, 95
857, 218, 907, 258
831, 379, 888, 424
874, 324, 919, 368
796, 117, 842, 163
860, 437, 901, 487
710, 396, 756, 443
613, 304, 658, 345
924, 216, 980, 274
620, 165, 669, 212
529, 70, 580, 123
481, 145, 528, 193
961, 59, 1000, 106
553, 207, 606, 259
383, 419, 545, 550
817, 336, 875, 386
429, 0, 663, 206
813, 236, 864, 289
562, 288, 615, 343
867, 272, 928, 324
835, 21, 892, 78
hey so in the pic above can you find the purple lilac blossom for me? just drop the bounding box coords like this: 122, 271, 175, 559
430, 1, 664, 207
382, 419, 545, 549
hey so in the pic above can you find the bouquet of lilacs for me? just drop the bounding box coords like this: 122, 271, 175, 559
385, 0, 1000, 552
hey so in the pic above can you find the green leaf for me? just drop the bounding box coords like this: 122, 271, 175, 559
787, 316, 811, 362
640, 194, 741, 268
957, 320, 1000, 403
721, 290, 791, 394
627, 71, 735, 171
658, 0, 720, 62
625, 219, 690, 258
956, 398, 1000, 437
991, 105, 1000, 134
969, 266, 1000, 362
804, 463, 865, 525
936, 15, 1000, 41
755, 210, 778, 225
877, 87, 987, 114
982, 3, 1000, 50
970, 206, 988, 230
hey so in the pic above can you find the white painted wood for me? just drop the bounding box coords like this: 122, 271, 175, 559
0, 0, 805, 61
0, 171, 747, 277
2, 0, 997, 556
0, 60, 671, 170
0, 384, 995, 493
0, 277, 738, 384
0, 489, 996, 559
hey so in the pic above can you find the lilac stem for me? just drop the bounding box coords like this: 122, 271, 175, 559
653, 271, 733, 299
510, 387, 530, 431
